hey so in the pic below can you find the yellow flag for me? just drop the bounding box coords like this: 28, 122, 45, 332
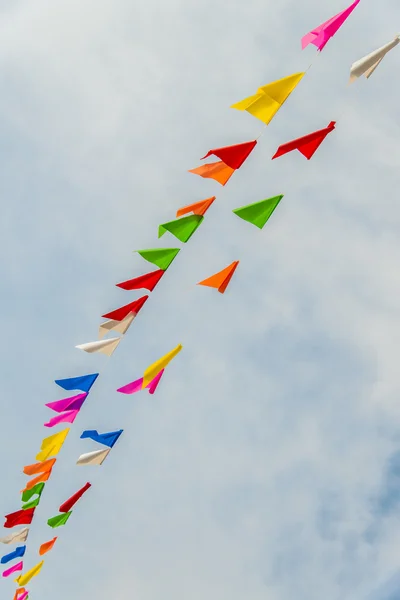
231, 72, 305, 125
36, 428, 70, 461
142, 344, 183, 388
15, 560, 44, 586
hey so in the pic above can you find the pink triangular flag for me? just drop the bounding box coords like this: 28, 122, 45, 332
45, 393, 87, 413
44, 410, 80, 428
301, 0, 360, 51
117, 370, 164, 395
3, 561, 23, 578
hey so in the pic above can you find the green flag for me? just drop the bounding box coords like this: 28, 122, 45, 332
21, 482, 45, 503
232, 195, 283, 229
22, 496, 41, 510
47, 511, 72, 528
136, 248, 180, 270
158, 215, 204, 243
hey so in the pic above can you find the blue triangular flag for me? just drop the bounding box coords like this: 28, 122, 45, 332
1, 546, 26, 564
80, 429, 123, 448
55, 373, 99, 393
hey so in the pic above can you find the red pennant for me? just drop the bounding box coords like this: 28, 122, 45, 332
116, 269, 165, 292
59, 482, 91, 513
4, 508, 35, 528
102, 295, 149, 321
201, 140, 257, 169
272, 121, 336, 160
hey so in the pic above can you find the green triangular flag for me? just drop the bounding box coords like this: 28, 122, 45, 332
47, 511, 72, 528
232, 195, 283, 229
22, 496, 41, 510
136, 248, 180, 270
158, 215, 204, 243
21, 482, 45, 503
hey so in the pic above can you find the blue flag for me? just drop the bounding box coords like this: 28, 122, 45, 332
55, 373, 99, 393
1, 545, 26, 564
80, 429, 123, 448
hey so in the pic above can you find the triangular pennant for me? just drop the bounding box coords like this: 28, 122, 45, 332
116, 270, 165, 291
117, 369, 164, 395
4, 509, 35, 529
301, 0, 360, 51
15, 561, 44, 586
47, 512, 72, 529
231, 73, 305, 125
102, 295, 149, 321
21, 497, 40, 511
44, 409, 79, 428
0, 529, 29, 545
3, 561, 23, 577
272, 122, 335, 160
142, 346, 182, 388
158, 215, 204, 243
201, 140, 257, 169
233, 196, 283, 229
36, 428, 70, 461
75, 337, 122, 356
197, 261, 239, 294
1, 546, 26, 565
76, 449, 111, 466
21, 483, 45, 504
59, 482, 91, 513
55, 373, 98, 393
39, 537, 57, 556
349, 36, 400, 82
45, 395, 87, 413
136, 248, 180, 270
98, 314, 135, 339
176, 197, 216, 217
80, 429, 123, 448
188, 161, 235, 186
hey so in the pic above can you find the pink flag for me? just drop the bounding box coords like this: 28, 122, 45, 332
301, 0, 360, 51
45, 393, 87, 413
44, 410, 80, 428
117, 370, 164, 395
2, 561, 23, 577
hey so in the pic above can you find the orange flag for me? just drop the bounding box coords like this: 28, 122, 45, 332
39, 536, 57, 556
13, 588, 26, 600
197, 261, 239, 294
176, 197, 216, 218
188, 161, 235, 186
22, 458, 56, 492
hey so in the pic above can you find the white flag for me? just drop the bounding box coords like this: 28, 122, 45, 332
75, 337, 121, 357
350, 36, 400, 82
0, 527, 29, 544
98, 313, 135, 339
76, 449, 110, 466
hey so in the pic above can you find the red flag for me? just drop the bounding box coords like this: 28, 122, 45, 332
4, 508, 35, 528
272, 121, 336, 160
116, 269, 165, 292
59, 482, 91, 513
201, 140, 257, 169
102, 295, 149, 321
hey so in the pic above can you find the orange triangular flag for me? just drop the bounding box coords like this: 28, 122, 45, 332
21, 458, 56, 492
13, 588, 26, 600
39, 536, 57, 556
197, 261, 239, 294
188, 161, 234, 186
176, 197, 216, 218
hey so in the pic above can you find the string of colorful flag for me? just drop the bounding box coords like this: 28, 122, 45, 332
2, 2, 399, 597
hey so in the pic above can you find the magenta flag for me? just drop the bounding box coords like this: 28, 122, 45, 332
117, 370, 164, 395
44, 410, 80, 428
301, 0, 360, 51
45, 393, 87, 413
2, 561, 23, 577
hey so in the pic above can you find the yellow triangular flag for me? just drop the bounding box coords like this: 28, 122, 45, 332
142, 344, 182, 388
231, 72, 305, 125
36, 428, 70, 461
15, 560, 44, 586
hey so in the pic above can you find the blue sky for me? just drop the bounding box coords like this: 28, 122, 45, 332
1, 0, 400, 599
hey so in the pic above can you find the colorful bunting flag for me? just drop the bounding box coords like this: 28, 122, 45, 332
55, 373, 99, 393
272, 121, 335, 160
176, 197, 216, 217
1, 546, 26, 564
231, 73, 305, 125
22, 459, 56, 492
4, 509, 35, 529
21, 497, 41, 511
142, 346, 182, 388
102, 295, 149, 322
301, 0, 360, 52
75, 337, 122, 356
0, 529, 29, 545
350, 36, 400, 82
76, 449, 111, 466
188, 161, 235, 186
21, 483, 45, 504
44, 409, 79, 428
59, 482, 91, 513
15, 560, 44, 586
116, 269, 165, 292
136, 248, 180, 270
201, 140, 257, 169
47, 512, 72, 529
36, 428, 70, 461
46, 395, 87, 413
233, 196, 283, 229
98, 314, 135, 339
80, 429, 123, 448
158, 215, 204, 243
197, 261, 239, 294
39, 537, 57, 556
13, 587, 28, 600
3, 561, 23, 577
117, 369, 164, 395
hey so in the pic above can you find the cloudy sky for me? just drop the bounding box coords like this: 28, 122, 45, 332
0, 0, 400, 599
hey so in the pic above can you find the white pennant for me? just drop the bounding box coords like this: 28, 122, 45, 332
98, 313, 135, 339
350, 36, 400, 82
76, 449, 111, 466
76, 337, 121, 357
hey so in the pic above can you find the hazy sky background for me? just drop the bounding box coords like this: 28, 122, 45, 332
0, 0, 400, 599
